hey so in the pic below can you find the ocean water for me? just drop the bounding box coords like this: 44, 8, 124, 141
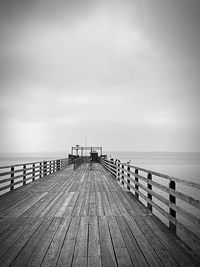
0, 151, 200, 252
106, 151, 200, 182
0, 151, 68, 167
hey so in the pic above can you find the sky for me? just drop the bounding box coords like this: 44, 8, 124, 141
0, 0, 200, 154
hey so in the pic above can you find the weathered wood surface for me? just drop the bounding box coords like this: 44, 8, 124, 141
0, 163, 199, 267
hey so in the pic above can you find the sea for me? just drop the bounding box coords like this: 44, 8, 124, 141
0, 151, 200, 252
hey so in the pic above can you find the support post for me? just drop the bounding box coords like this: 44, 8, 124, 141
23, 165, 26, 185
56, 160, 60, 171
33, 163, 35, 181
135, 169, 139, 199
122, 164, 124, 185
110, 158, 114, 175
114, 160, 117, 179
53, 160, 55, 173
169, 180, 176, 234
49, 161, 51, 174
40, 162, 42, 178
117, 161, 120, 181
127, 165, 130, 190
11, 166, 14, 191
44, 161, 47, 177
147, 173, 152, 211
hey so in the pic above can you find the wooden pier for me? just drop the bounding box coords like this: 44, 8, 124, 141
0, 162, 200, 266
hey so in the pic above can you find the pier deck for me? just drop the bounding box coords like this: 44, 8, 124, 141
0, 163, 199, 267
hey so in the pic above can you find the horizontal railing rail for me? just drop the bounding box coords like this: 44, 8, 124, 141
0, 157, 70, 195
100, 157, 200, 246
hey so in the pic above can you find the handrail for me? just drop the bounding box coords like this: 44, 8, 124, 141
0, 157, 70, 195
100, 157, 200, 246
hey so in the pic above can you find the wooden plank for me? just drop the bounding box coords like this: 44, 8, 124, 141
88, 216, 101, 266
111, 191, 129, 216
96, 191, 105, 216
0, 218, 15, 235
124, 215, 164, 267
72, 191, 85, 216
88, 256, 102, 267
134, 216, 179, 267
88, 191, 96, 216
41, 217, 71, 267
63, 192, 79, 216
0, 216, 40, 259
24, 191, 61, 218
116, 216, 149, 267
107, 216, 133, 267
101, 191, 113, 216
98, 216, 117, 267
8, 192, 47, 217
26, 217, 62, 266
72, 216, 89, 266
106, 191, 121, 215
57, 217, 80, 267
0, 217, 28, 244
145, 215, 200, 267
10, 216, 54, 266
35, 192, 64, 218
0, 191, 40, 216
0, 216, 45, 266
80, 189, 90, 216
55, 192, 74, 217
116, 191, 138, 216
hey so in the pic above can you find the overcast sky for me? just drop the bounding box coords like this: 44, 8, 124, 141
0, 0, 200, 154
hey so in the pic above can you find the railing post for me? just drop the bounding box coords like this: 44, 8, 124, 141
52, 160, 55, 173
147, 173, 152, 211
54, 160, 56, 171
114, 160, 117, 179
51, 161, 53, 173
32, 163, 35, 181
49, 161, 51, 174
110, 158, 114, 174
169, 180, 176, 234
117, 161, 120, 181
122, 164, 124, 185
40, 162, 42, 178
127, 165, 130, 190
44, 161, 47, 177
23, 165, 26, 185
11, 166, 14, 191
135, 169, 139, 199
56, 160, 60, 171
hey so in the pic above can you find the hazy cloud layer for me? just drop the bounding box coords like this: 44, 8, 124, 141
0, 0, 200, 153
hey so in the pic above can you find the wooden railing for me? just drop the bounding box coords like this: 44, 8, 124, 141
100, 157, 200, 246
73, 157, 90, 170
0, 158, 69, 195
